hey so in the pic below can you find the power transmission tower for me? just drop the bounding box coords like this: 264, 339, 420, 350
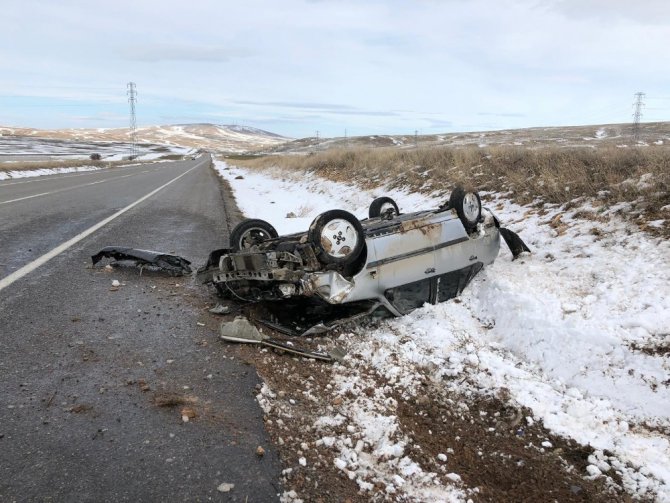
127, 82, 138, 157
632, 91, 645, 142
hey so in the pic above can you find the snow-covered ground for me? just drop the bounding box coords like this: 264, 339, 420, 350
215, 161, 670, 501
0, 124, 287, 154
0, 132, 197, 161
0, 165, 104, 181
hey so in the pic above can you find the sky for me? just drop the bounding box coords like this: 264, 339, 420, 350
1, 0, 669, 139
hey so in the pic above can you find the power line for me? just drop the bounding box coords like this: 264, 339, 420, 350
127, 82, 138, 157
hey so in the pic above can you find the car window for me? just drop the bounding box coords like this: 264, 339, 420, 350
436, 263, 483, 302
385, 278, 433, 314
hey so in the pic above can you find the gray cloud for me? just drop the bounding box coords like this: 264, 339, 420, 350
550, 0, 670, 24
477, 112, 526, 118
421, 118, 453, 129
234, 100, 358, 111
233, 100, 398, 117
122, 44, 250, 62
326, 109, 398, 117
71, 114, 125, 122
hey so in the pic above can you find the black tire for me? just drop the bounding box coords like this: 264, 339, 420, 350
229, 219, 278, 251
308, 210, 365, 265
368, 196, 400, 218
449, 187, 482, 231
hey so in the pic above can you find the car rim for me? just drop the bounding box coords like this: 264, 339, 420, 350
380, 202, 397, 215
320, 219, 359, 258
241, 227, 272, 249
463, 193, 479, 223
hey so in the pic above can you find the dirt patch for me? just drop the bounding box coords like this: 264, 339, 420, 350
68, 403, 93, 414
630, 339, 670, 358
152, 392, 198, 408
394, 391, 630, 502
214, 327, 635, 502
239, 348, 367, 501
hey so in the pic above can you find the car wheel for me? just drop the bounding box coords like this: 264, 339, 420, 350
449, 187, 481, 231
308, 210, 365, 265
368, 196, 400, 218
229, 219, 278, 251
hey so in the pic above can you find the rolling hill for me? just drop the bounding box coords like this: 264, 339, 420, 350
0, 123, 290, 155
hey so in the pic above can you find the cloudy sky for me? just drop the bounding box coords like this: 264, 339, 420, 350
1, 0, 669, 138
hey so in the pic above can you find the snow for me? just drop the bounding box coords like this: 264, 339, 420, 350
215, 161, 432, 235
216, 160, 670, 502
0, 165, 103, 180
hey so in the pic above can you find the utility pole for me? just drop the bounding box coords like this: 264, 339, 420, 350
632, 91, 645, 142
127, 82, 138, 157
315, 130, 319, 142
414, 129, 418, 148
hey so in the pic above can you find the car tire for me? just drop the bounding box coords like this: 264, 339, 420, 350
229, 219, 278, 251
308, 210, 365, 265
368, 196, 400, 218
449, 187, 481, 231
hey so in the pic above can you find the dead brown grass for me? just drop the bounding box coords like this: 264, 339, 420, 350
231, 145, 670, 237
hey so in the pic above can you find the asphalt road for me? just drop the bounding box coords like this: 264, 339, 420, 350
0, 156, 280, 502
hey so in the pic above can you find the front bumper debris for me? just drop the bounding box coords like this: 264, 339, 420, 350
91, 246, 192, 276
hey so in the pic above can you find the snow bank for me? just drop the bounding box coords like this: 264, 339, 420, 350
0, 165, 103, 180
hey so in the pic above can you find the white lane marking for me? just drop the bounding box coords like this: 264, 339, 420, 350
0, 163, 201, 292
0, 192, 53, 205
0, 178, 112, 205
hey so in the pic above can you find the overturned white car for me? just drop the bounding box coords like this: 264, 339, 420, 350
197, 187, 529, 334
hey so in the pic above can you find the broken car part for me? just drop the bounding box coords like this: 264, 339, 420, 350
219, 316, 345, 362
91, 246, 192, 276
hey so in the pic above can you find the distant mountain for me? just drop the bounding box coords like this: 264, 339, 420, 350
0, 124, 290, 153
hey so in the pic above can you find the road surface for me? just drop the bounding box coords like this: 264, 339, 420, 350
0, 156, 280, 501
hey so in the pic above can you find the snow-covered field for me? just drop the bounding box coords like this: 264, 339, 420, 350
0, 132, 196, 161
0, 124, 287, 154
0, 165, 104, 181
215, 161, 669, 501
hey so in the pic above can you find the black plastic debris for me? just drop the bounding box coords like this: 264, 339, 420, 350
499, 228, 531, 260
91, 246, 192, 276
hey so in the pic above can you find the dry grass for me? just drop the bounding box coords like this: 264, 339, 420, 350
231, 145, 670, 237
